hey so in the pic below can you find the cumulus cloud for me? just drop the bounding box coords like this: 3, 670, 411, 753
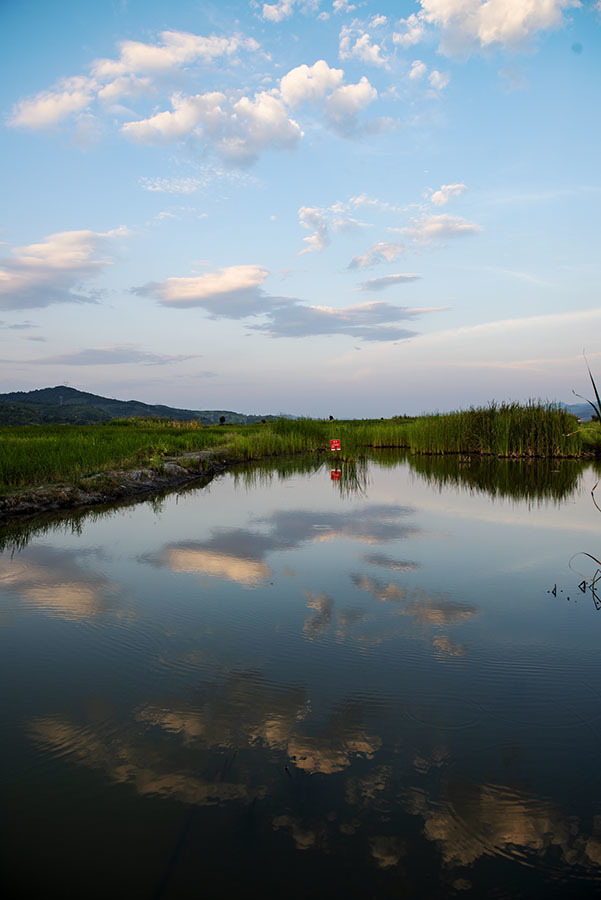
224, 92, 302, 163
91, 31, 257, 79
428, 69, 450, 90
348, 241, 405, 269
136, 262, 442, 342
8, 76, 96, 129
9, 30, 259, 133
339, 25, 389, 67
357, 273, 421, 291
298, 207, 330, 254
279, 60, 344, 107
135, 264, 274, 316
418, 0, 580, 55
409, 59, 427, 80
262, 0, 296, 21
122, 91, 226, 144
13, 346, 197, 366
122, 89, 302, 164
402, 213, 481, 243
393, 13, 428, 48
0, 227, 127, 310
260, 0, 321, 21
333, 1, 357, 12
430, 183, 467, 205
324, 76, 378, 136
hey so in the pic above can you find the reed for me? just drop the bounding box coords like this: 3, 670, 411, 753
404, 402, 580, 457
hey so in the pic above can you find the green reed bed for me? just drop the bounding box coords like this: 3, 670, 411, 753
405, 402, 581, 457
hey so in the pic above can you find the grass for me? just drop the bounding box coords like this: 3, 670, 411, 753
0, 403, 596, 494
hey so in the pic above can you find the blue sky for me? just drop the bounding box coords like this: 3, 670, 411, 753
1, 0, 600, 416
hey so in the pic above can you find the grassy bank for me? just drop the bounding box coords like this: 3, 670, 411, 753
0, 404, 597, 496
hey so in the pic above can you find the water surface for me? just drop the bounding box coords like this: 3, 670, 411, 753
2, 453, 601, 899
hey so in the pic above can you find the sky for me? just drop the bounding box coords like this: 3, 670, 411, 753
1, 0, 600, 417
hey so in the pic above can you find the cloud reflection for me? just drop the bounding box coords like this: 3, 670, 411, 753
146, 504, 420, 588
0, 545, 120, 620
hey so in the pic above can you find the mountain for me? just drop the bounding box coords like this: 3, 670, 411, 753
562, 402, 596, 421
0, 386, 280, 426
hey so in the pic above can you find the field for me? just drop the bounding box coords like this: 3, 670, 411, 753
0, 403, 597, 493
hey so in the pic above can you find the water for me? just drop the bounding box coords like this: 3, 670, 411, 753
2, 453, 601, 899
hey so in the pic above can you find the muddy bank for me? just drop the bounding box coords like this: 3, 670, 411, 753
0, 451, 229, 520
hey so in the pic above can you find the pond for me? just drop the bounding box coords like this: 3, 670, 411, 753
2, 452, 601, 899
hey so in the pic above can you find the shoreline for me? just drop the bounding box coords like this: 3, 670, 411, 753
0, 451, 229, 521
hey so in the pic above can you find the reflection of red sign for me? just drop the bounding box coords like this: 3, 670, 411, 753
331, 469, 341, 480
330, 439, 341, 451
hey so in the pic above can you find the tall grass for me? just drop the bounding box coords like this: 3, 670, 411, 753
404, 402, 581, 457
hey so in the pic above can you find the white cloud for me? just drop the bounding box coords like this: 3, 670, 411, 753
122, 89, 302, 164
324, 76, 378, 136
348, 242, 405, 269
431, 183, 467, 206
9, 30, 259, 132
298, 207, 331, 254
402, 213, 481, 243
262, 0, 295, 21
279, 60, 344, 107
8, 76, 96, 129
393, 13, 427, 48
428, 69, 450, 90
370, 15, 388, 28
224, 92, 302, 163
122, 91, 226, 143
0, 228, 127, 310
96, 75, 152, 104
409, 59, 427, 80
91, 31, 256, 78
136, 264, 272, 315
261, 0, 321, 21
339, 24, 389, 67
418, 0, 581, 55
333, 1, 356, 12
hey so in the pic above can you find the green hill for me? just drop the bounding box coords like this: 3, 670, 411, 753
0, 386, 279, 426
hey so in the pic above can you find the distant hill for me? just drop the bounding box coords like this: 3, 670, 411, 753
0, 386, 281, 426
562, 402, 596, 421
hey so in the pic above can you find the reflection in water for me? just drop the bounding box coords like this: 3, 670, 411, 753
0, 544, 121, 620
407, 453, 583, 503
4, 452, 601, 897
352, 574, 479, 627
401, 778, 601, 878
145, 503, 421, 591
162, 544, 271, 587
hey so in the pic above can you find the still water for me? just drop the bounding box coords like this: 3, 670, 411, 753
2, 453, 601, 899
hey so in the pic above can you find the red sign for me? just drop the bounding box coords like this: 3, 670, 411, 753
330, 439, 341, 451
331, 470, 341, 480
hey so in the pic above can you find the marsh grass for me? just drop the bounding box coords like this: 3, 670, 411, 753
405, 402, 580, 457
0, 403, 591, 493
